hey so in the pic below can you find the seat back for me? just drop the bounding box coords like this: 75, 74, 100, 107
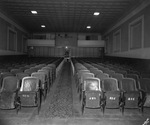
120, 78, 137, 92
96, 72, 109, 81
2, 76, 18, 92
112, 73, 124, 88
16, 72, 29, 80
24, 69, 33, 75
84, 78, 101, 91
138, 78, 150, 93
38, 70, 49, 82
112, 73, 124, 81
11, 69, 23, 75
77, 70, 90, 79
107, 70, 116, 77
20, 77, 39, 92
115, 70, 127, 76
0, 72, 14, 87
126, 73, 140, 88
126, 74, 139, 81
31, 72, 46, 84
93, 70, 103, 76
101, 78, 119, 92
81, 73, 94, 84
140, 73, 150, 79
41, 67, 51, 78
89, 68, 99, 74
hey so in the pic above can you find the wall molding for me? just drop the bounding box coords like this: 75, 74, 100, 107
22, 35, 27, 53
128, 15, 144, 50
104, 36, 109, 54
113, 29, 121, 52
7, 27, 17, 51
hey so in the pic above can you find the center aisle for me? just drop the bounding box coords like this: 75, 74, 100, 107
45, 61, 73, 118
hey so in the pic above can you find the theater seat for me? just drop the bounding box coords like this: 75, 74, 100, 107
101, 78, 122, 114
0, 76, 20, 111
120, 78, 143, 114
138, 78, 150, 108
79, 73, 94, 100
31, 72, 48, 100
17, 77, 41, 114
81, 77, 103, 114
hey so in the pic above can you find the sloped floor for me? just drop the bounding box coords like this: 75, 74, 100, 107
0, 61, 150, 125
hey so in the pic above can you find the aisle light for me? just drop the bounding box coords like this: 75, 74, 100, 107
94, 12, 100, 16
31, 10, 37, 14
87, 26, 91, 29
41, 25, 46, 28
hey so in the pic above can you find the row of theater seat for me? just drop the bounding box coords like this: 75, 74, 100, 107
0, 57, 63, 114
73, 59, 150, 115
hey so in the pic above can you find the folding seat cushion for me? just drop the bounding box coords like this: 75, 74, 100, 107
101, 78, 120, 108
138, 78, 150, 107
120, 78, 141, 108
0, 76, 19, 109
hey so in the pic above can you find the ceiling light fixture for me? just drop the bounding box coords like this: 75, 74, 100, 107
94, 12, 100, 16
31, 10, 37, 14
41, 25, 46, 28
87, 26, 91, 29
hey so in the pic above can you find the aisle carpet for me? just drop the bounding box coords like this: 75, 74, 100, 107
45, 61, 73, 118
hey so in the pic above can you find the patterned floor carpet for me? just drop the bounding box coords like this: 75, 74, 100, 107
44, 61, 73, 118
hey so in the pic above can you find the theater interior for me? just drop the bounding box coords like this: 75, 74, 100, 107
0, 0, 150, 125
